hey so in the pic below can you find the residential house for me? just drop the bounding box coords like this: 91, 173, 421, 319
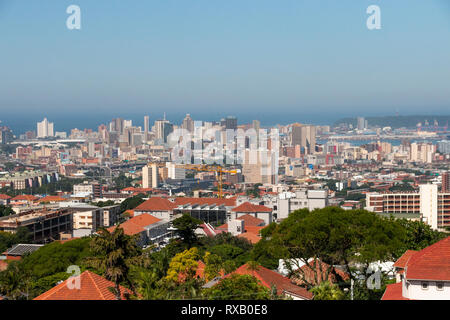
34, 270, 133, 300
382, 236, 450, 300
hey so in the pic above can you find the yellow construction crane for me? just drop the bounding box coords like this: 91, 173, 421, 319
176, 164, 238, 198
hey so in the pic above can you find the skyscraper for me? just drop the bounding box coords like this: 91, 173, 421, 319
357, 117, 366, 130
182, 114, 194, 133
154, 118, 173, 143
291, 124, 316, 155
142, 164, 159, 188
144, 115, 149, 134
224, 116, 237, 130
37, 118, 54, 138
110, 118, 124, 133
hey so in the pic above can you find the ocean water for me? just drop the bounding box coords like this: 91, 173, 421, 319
1, 111, 339, 135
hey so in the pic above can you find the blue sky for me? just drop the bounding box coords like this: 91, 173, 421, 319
1, 0, 450, 126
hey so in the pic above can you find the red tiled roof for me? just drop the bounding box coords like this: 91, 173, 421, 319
405, 236, 450, 281
108, 213, 161, 236
34, 271, 133, 300
174, 197, 236, 207
11, 195, 38, 201
232, 202, 272, 213
229, 264, 313, 300
292, 260, 350, 287
234, 214, 265, 226
134, 197, 177, 212
38, 195, 67, 202
393, 250, 418, 269
122, 187, 152, 192
381, 282, 410, 300
237, 232, 262, 244
0, 194, 11, 200
123, 210, 135, 217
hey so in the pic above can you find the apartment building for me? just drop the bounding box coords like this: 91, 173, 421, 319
366, 184, 450, 230
142, 164, 159, 188
102, 205, 121, 227
276, 190, 329, 220
73, 181, 102, 198
72, 206, 104, 232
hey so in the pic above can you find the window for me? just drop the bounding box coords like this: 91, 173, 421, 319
436, 282, 444, 291
421, 282, 428, 290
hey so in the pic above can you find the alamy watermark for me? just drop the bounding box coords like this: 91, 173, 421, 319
66, 265, 81, 290
66, 5, 81, 30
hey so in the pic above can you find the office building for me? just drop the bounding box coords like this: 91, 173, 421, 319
182, 114, 194, 133
37, 118, 54, 138
291, 124, 316, 155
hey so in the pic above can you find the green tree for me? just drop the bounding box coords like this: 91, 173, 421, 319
0, 227, 32, 254
120, 194, 145, 213
84, 227, 148, 300
395, 218, 447, 256
165, 247, 200, 282
0, 261, 33, 300
0, 205, 14, 217
203, 252, 223, 281
261, 208, 406, 288
206, 274, 271, 300
114, 173, 134, 190
311, 281, 345, 300
19, 237, 92, 279
172, 214, 203, 248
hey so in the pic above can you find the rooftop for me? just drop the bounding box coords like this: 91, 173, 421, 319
3, 243, 44, 257
405, 236, 450, 281
34, 270, 133, 300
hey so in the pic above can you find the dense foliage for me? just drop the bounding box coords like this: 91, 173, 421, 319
0, 205, 15, 217
0, 227, 32, 254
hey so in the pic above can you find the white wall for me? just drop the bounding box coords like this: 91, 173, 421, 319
403, 279, 450, 300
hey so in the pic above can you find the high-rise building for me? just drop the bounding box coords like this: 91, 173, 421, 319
166, 162, 186, 180
144, 115, 150, 140
182, 114, 194, 133
291, 124, 316, 155
357, 117, 366, 130
252, 120, 260, 132
123, 120, 132, 130
110, 118, 124, 133
37, 118, 54, 138
0, 127, 13, 144
366, 184, 450, 230
223, 116, 237, 130
142, 164, 159, 188
437, 140, 450, 154
410, 142, 436, 163
154, 117, 173, 143
442, 172, 450, 193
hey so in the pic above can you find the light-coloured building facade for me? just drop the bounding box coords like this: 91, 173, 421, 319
366, 184, 450, 230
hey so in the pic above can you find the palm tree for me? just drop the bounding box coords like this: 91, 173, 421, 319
0, 262, 32, 300
310, 281, 345, 300
84, 227, 149, 300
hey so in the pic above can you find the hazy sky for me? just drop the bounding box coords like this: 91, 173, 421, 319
1, 0, 450, 122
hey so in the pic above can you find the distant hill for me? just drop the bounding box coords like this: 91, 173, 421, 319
333, 115, 450, 129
